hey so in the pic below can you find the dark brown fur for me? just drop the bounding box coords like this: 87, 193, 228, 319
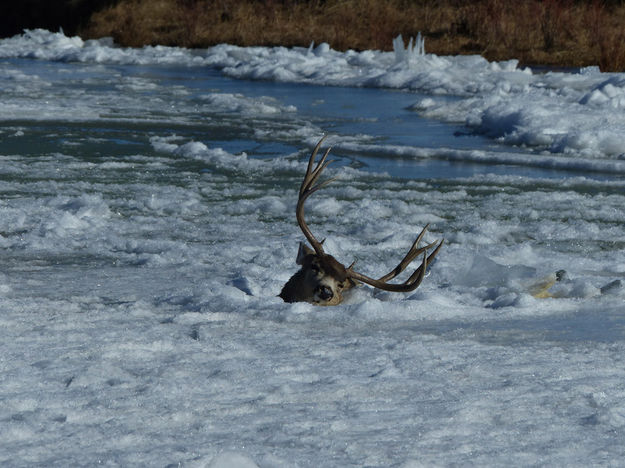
279, 243, 355, 305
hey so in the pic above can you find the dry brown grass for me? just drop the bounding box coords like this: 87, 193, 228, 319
80, 0, 625, 71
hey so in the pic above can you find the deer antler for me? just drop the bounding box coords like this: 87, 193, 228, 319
295, 135, 443, 294
348, 225, 444, 292
296, 135, 335, 256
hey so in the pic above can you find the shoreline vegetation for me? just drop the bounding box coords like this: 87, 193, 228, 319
5, 0, 625, 71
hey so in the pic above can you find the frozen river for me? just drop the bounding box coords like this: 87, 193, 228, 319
1, 30, 625, 467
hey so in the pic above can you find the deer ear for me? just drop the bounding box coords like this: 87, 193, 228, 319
296, 242, 315, 264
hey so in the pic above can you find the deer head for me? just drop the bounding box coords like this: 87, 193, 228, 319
279, 136, 444, 306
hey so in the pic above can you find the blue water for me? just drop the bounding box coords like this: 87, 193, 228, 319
5, 57, 622, 183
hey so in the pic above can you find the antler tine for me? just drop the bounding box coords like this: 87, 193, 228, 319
347, 224, 444, 292
300, 136, 332, 195
377, 223, 432, 282
402, 239, 444, 287
296, 136, 336, 255
301, 136, 326, 189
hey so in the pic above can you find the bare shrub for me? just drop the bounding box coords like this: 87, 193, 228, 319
80, 0, 625, 70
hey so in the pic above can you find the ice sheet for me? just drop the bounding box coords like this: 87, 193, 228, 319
1, 29, 624, 467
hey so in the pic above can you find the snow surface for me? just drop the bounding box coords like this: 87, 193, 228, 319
0, 30, 624, 467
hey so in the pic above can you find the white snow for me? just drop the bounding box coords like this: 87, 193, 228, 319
0, 29, 624, 467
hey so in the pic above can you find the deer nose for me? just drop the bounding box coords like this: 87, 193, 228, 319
316, 285, 334, 301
